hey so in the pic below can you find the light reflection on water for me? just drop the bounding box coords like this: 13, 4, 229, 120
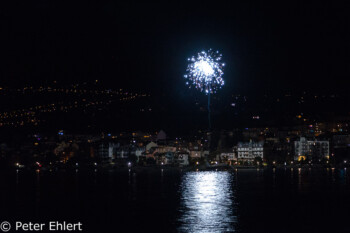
178, 171, 236, 233
8, 168, 350, 233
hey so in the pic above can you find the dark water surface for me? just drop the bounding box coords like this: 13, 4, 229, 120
1, 168, 350, 233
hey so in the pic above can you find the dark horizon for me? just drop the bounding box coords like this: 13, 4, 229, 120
1, 1, 350, 94
0, 0, 349, 135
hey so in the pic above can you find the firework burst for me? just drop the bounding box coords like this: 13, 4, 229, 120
184, 49, 225, 94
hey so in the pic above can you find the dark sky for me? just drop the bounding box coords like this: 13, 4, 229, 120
1, 0, 349, 95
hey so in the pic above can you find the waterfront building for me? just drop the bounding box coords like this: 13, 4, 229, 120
189, 150, 209, 159
220, 152, 235, 160
97, 142, 115, 162
134, 147, 145, 160
189, 150, 201, 158
146, 142, 157, 151
164, 151, 174, 164
237, 140, 264, 161
156, 146, 176, 153
176, 153, 189, 166
294, 137, 329, 161
220, 152, 236, 165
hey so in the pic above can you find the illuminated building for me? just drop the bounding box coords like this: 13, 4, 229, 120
294, 137, 329, 161
176, 153, 189, 166
237, 140, 264, 161
220, 152, 236, 165
97, 142, 115, 162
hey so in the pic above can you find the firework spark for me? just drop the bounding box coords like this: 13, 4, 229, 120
184, 49, 225, 94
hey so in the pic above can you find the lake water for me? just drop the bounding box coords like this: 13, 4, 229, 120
1, 168, 350, 233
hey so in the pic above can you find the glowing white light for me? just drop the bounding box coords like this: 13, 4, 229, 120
184, 49, 225, 94
194, 60, 214, 76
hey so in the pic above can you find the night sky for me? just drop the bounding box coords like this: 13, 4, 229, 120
2, 1, 349, 95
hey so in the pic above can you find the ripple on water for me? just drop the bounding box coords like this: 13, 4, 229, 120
178, 171, 237, 233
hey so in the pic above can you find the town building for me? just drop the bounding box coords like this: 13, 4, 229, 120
294, 137, 329, 161
189, 150, 209, 159
236, 140, 264, 161
97, 142, 115, 162
176, 152, 189, 166
220, 152, 236, 165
